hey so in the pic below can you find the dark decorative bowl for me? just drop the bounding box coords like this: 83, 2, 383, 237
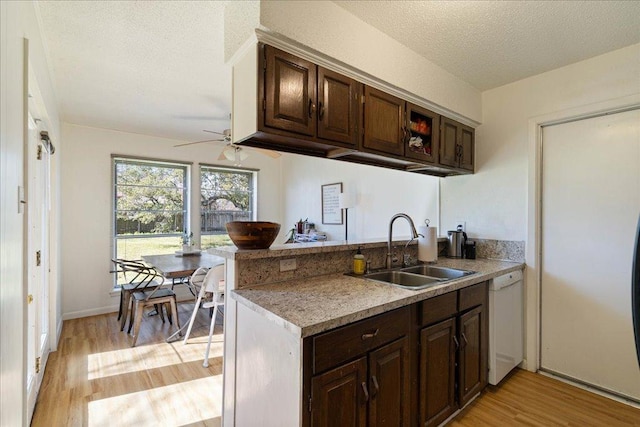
226, 221, 281, 250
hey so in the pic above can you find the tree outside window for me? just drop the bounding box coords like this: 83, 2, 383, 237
200, 166, 255, 249
113, 158, 189, 284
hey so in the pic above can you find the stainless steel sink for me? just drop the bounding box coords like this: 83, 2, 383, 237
364, 271, 444, 290
353, 265, 476, 291
400, 265, 475, 279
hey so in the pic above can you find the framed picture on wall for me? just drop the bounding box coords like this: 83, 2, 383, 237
321, 182, 343, 224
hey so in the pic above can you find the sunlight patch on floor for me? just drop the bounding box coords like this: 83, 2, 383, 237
87, 336, 223, 380
87, 375, 223, 426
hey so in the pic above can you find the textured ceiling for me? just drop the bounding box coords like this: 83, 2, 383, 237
37, 1, 231, 142
334, 0, 640, 90
36, 1, 640, 142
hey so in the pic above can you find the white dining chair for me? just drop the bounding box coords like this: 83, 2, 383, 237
183, 264, 225, 367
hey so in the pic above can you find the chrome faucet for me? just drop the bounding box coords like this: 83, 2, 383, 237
387, 213, 421, 269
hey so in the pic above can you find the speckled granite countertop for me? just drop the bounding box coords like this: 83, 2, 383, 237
209, 236, 448, 260
231, 258, 524, 338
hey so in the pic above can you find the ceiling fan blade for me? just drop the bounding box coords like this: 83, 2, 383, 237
173, 138, 223, 147
248, 147, 282, 158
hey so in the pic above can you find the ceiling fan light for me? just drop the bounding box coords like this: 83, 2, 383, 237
223, 146, 236, 161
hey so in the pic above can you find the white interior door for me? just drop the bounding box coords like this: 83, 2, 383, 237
26, 115, 51, 421
541, 108, 640, 401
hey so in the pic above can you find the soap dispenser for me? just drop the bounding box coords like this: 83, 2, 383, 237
353, 246, 365, 275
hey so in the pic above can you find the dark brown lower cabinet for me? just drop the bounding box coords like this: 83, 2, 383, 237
311, 337, 410, 427
420, 318, 457, 427
311, 357, 368, 427
419, 282, 488, 427
307, 284, 487, 427
369, 338, 410, 426
458, 306, 483, 406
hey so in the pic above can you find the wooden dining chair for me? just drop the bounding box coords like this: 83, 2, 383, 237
182, 265, 225, 367
128, 268, 180, 347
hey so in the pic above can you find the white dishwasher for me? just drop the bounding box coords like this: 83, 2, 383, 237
488, 270, 524, 385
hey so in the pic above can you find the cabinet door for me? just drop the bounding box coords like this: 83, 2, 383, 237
264, 45, 317, 136
369, 337, 410, 427
405, 103, 440, 164
363, 87, 405, 156
439, 117, 459, 167
459, 124, 474, 171
311, 357, 368, 427
317, 67, 360, 147
458, 305, 484, 406
419, 318, 457, 427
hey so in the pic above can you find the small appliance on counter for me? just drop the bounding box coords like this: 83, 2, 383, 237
464, 240, 476, 259
447, 226, 467, 258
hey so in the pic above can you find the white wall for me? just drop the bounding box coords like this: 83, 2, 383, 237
60, 123, 283, 318
441, 43, 640, 240
1, 2, 61, 425
441, 43, 640, 371
258, 0, 481, 123
280, 154, 439, 241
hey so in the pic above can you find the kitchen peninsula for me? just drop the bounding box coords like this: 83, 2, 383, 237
209, 240, 524, 426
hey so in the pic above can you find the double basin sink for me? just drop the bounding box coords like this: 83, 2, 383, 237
355, 264, 476, 291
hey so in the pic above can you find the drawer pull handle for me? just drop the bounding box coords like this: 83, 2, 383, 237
361, 381, 369, 402
461, 332, 468, 347
371, 375, 379, 397
308, 99, 315, 118
453, 335, 459, 350
361, 329, 379, 340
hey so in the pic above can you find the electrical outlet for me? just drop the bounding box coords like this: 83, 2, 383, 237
455, 220, 466, 232
280, 258, 297, 272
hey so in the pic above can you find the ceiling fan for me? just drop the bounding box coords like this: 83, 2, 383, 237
174, 129, 281, 163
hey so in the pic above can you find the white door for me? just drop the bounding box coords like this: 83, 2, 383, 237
26, 115, 51, 421
541, 108, 640, 401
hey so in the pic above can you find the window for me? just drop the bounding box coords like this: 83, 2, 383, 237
200, 165, 256, 249
112, 158, 189, 282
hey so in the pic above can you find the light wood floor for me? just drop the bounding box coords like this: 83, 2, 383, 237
452, 370, 640, 426
33, 307, 640, 426
31, 302, 224, 427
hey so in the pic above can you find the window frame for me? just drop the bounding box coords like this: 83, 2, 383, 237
199, 164, 258, 247
111, 156, 191, 278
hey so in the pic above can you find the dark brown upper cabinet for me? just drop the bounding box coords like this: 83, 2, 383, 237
317, 67, 360, 147
440, 117, 474, 172
261, 45, 360, 149
405, 103, 440, 164
263, 46, 317, 136
362, 86, 405, 156
245, 43, 475, 176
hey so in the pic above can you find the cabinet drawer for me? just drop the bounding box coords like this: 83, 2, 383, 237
420, 292, 457, 326
458, 282, 487, 312
312, 306, 410, 374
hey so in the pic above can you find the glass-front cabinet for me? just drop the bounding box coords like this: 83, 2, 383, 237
405, 103, 440, 164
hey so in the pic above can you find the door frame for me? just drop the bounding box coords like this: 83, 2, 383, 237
525, 93, 640, 372
24, 42, 58, 424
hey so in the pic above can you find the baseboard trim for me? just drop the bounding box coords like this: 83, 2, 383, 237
62, 287, 197, 320
538, 369, 640, 408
